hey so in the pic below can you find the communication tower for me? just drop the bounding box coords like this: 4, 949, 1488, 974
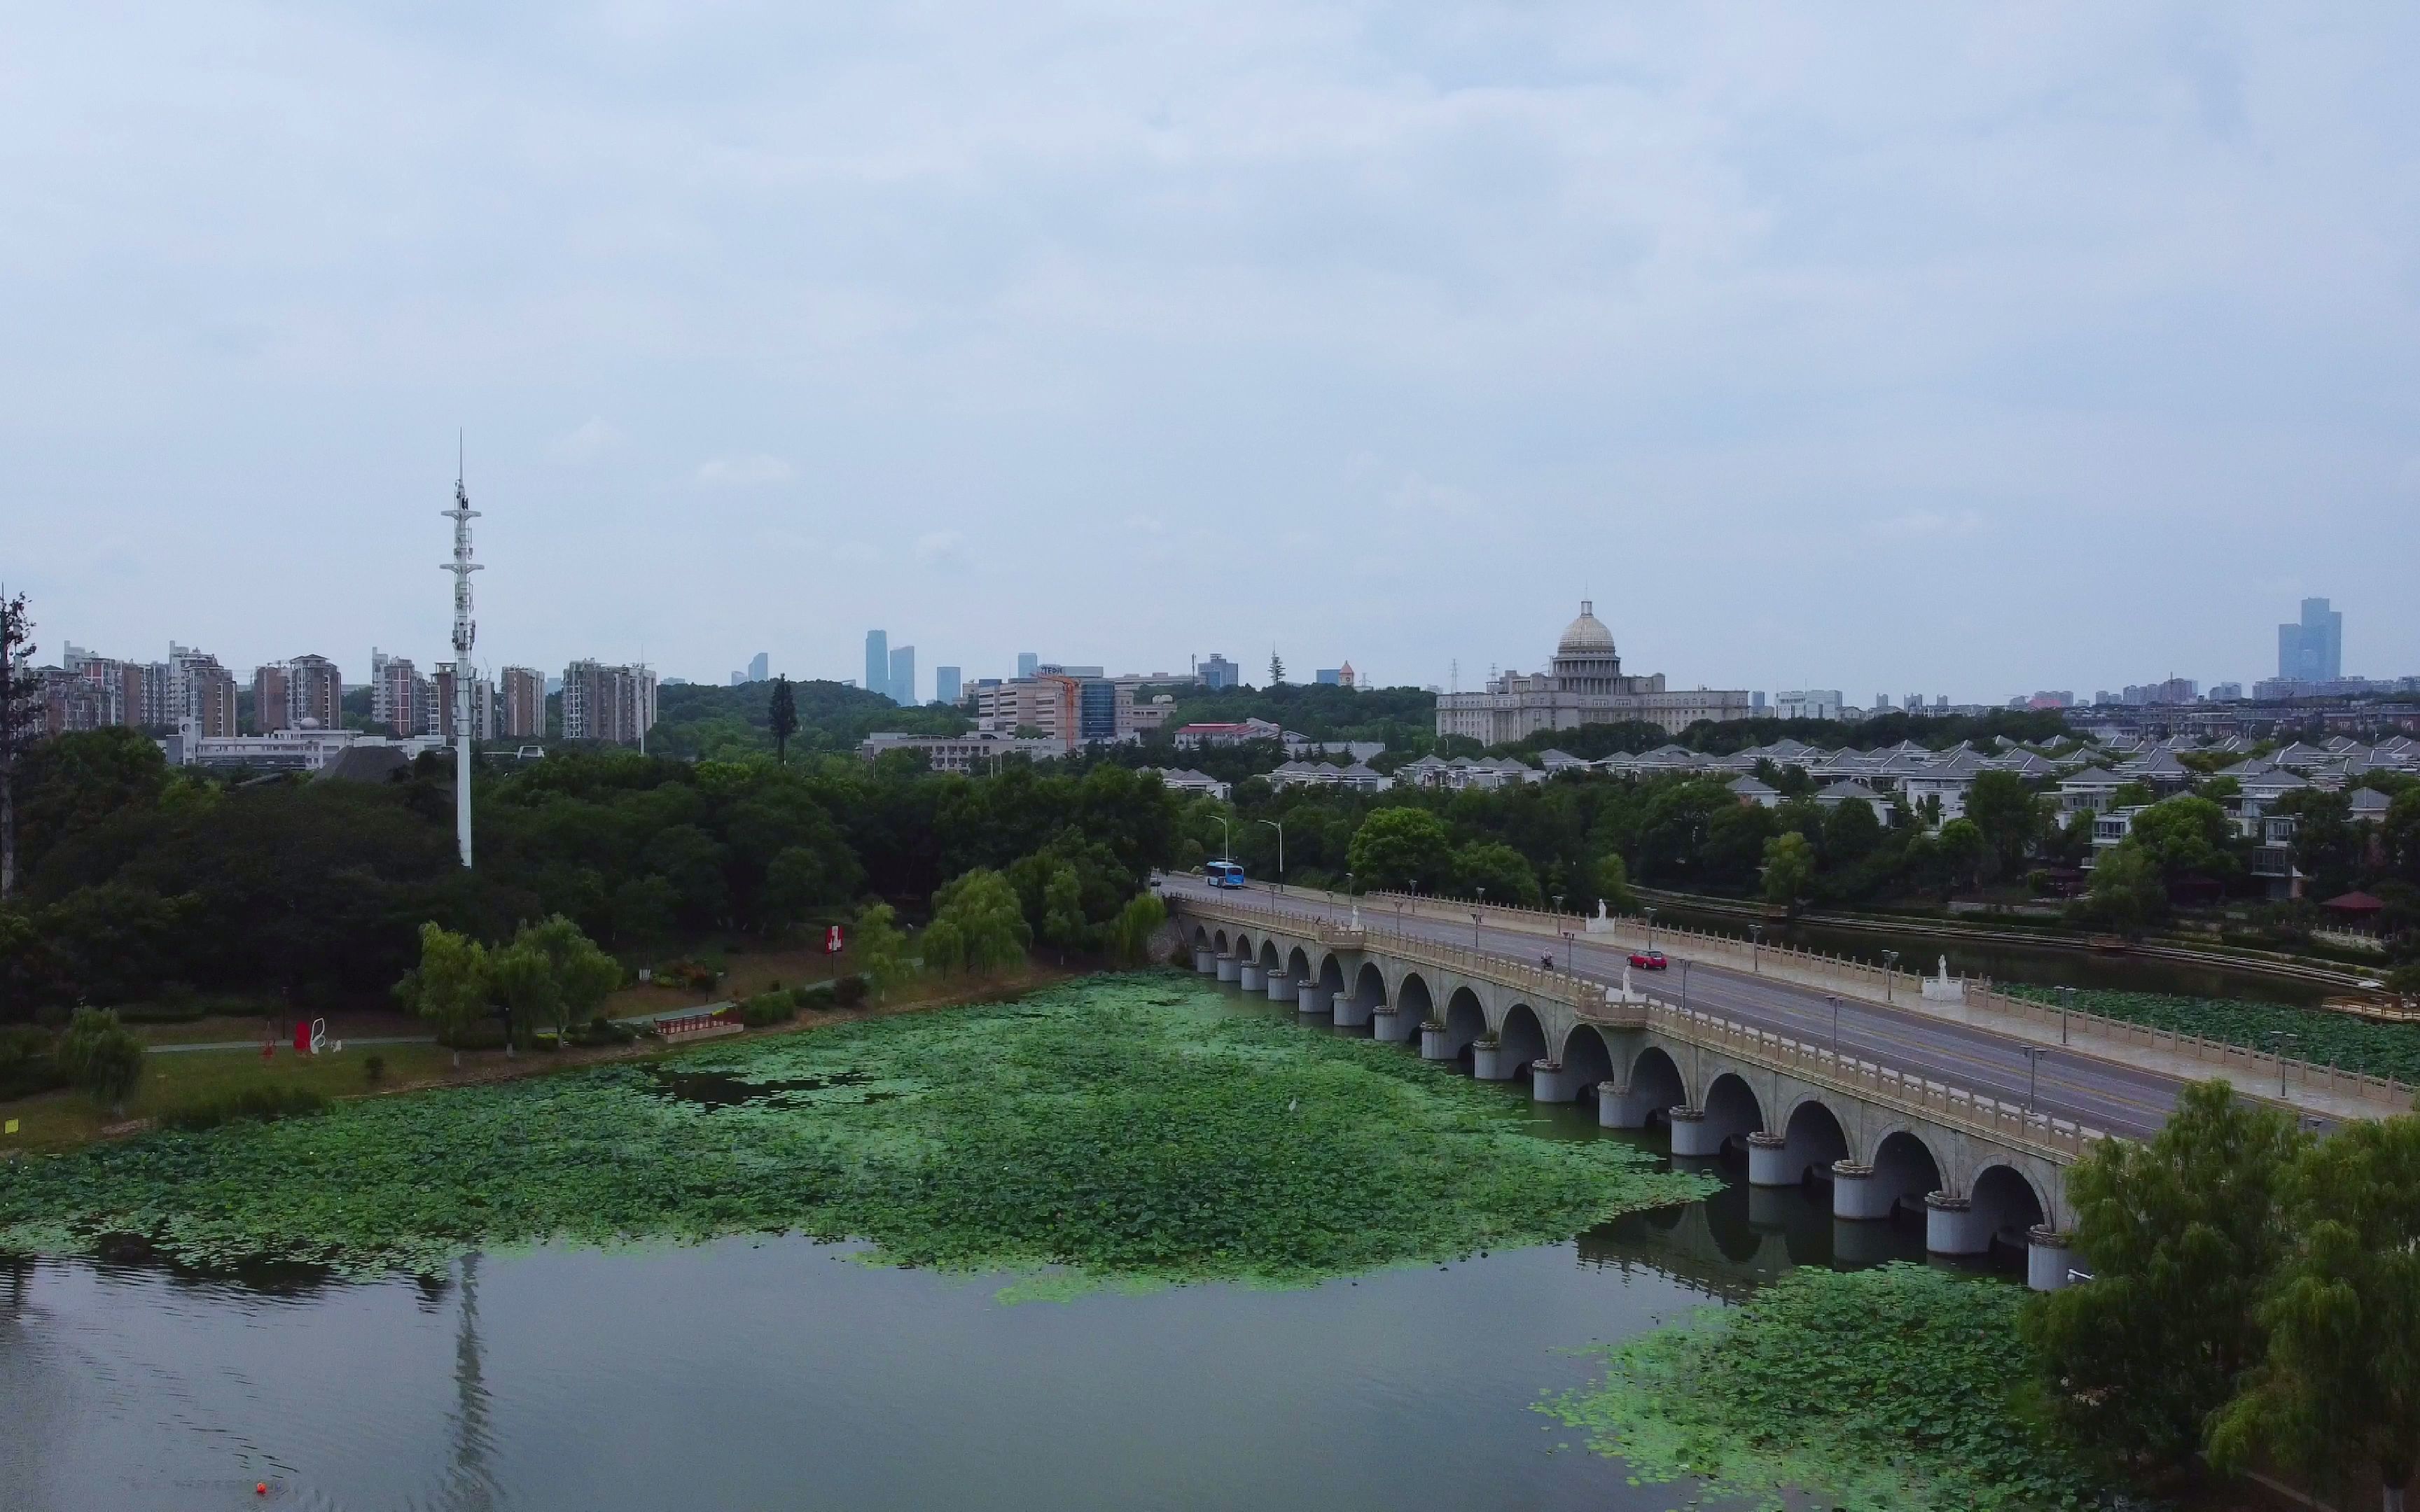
442, 440, 482, 867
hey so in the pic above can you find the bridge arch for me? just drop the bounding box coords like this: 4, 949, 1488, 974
1628, 1046, 1687, 1124
1498, 1004, 1548, 1074
1558, 1025, 1615, 1099
1395, 972, 1434, 1024
1286, 946, 1313, 984
1968, 1163, 2048, 1250
1351, 962, 1386, 1012
1867, 1129, 1944, 1217
1775, 1098, 1850, 1186
1258, 939, 1281, 972
1316, 954, 1346, 997
1699, 1072, 1764, 1154
1213, 929, 1230, 955
1192, 925, 1209, 947
1439, 987, 1487, 1059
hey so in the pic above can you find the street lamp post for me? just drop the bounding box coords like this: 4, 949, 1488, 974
1345, 872, 1359, 929
2022, 1046, 2048, 1112
1749, 923, 1763, 972
1828, 994, 1841, 1057
1644, 906, 1657, 948
1882, 949, 1899, 1003
1257, 820, 1284, 879
2267, 1031, 2299, 1098
1680, 958, 1692, 1014
2057, 986, 2075, 1046
1214, 816, 1232, 861
1470, 910, 1484, 946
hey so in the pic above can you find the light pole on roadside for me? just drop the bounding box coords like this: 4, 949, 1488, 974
1882, 949, 1899, 1003
1644, 906, 1657, 948
1215, 815, 1232, 861
2022, 1046, 2048, 1112
1345, 872, 1360, 929
2267, 1031, 2299, 1098
1749, 923, 1763, 973
1257, 820, 1284, 879
2057, 986, 2075, 1046
1828, 993, 1841, 1057
1680, 958, 1692, 1015
1470, 910, 1484, 946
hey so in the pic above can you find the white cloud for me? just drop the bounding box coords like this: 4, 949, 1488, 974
548, 416, 621, 464
695, 454, 795, 486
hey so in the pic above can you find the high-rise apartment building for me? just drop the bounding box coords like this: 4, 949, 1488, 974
251, 663, 289, 732
890, 645, 917, 706
748, 652, 768, 683
865, 631, 890, 702
1016, 652, 1039, 680
934, 665, 962, 706
2277, 597, 2343, 683
1199, 653, 1239, 692
499, 666, 547, 739
435, 664, 495, 741
168, 645, 238, 738
561, 659, 658, 746
373, 654, 424, 735
249, 654, 342, 732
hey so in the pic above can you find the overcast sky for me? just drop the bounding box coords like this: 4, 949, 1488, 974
6, 3, 2416, 701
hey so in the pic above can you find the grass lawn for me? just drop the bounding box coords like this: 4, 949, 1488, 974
2, 1042, 461, 1152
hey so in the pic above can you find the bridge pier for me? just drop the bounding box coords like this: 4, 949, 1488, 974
1192, 947, 1214, 973
1372, 1008, 1412, 1043
1239, 963, 1263, 991
1470, 1041, 1514, 1080
1829, 1162, 1893, 1220
1419, 1023, 1454, 1060
1746, 1132, 1797, 1187
1215, 954, 1238, 983
1265, 973, 1295, 1003
1924, 1191, 1990, 1255
1597, 1081, 1657, 1128
1333, 995, 1373, 1029
1530, 1061, 1583, 1101
2027, 1228, 2077, 1292
1668, 1107, 1724, 1158
1297, 987, 1330, 1015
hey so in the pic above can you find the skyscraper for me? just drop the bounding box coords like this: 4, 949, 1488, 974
1016, 652, 1038, 679
2277, 597, 2343, 683
935, 665, 962, 706
865, 630, 890, 702
890, 645, 917, 706
748, 652, 768, 683
499, 666, 546, 738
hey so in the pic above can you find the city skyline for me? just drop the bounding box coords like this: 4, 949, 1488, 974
6, 9, 2414, 699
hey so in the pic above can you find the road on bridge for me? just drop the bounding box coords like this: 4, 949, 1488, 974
1160, 874, 2243, 1142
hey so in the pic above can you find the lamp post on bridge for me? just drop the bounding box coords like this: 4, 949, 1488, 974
1828, 993, 1841, 1057
2057, 986, 2075, 1046
1680, 958, 1692, 1015
2022, 1045, 2048, 1113
1470, 910, 1484, 947
1214, 816, 1232, 862
2266, 1031, 2298, 1098
1749, 923, 1762, 973
1644, 906, 1657, 949
1345, 871, 1359, 929
1882, 948, 1899, 1003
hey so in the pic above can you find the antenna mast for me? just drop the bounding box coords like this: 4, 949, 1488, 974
442, 435, 482, 867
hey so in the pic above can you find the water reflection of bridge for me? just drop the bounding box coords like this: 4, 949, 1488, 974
1573, 1159, 1938, 1303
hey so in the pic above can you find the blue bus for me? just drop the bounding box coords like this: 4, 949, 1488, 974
1205, 860, 1246, 889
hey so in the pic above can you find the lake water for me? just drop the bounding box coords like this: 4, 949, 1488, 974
0, 986, 1956, 1512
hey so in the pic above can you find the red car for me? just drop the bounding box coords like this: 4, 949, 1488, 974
1628, 950, 1669, 970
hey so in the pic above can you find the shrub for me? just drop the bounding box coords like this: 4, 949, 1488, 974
831, 974, 869, 1009
793, 981, 837, 1012
56, 1008, 145, 1112
363, 1054, 387, 1084
0, 1025, 64, 1099
740, 991, 798, 1028
570, 1015, 637, 1047
164, 1084, 329, 1131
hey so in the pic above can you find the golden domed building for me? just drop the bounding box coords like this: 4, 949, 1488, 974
1433, 601, 1753, 744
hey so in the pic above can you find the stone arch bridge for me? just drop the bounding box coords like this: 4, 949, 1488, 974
1174, 895, 2101, 1290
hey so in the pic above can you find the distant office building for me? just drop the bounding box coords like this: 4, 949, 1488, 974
890, 645, 917, 706
748, 652, 768, 683
1315, 668, 1342, 686
2209, 682, 2244, 702
1435, 605, 1754, 742
935, 665, 962, 706
968, 675, 1136, 752
2119, 678, 2198, 707
865, 631, 891, 703
499, 666, 547, 738
1017, 652, 1039, 680
1751, 691, 1767, 713
2278, 597, 2342, 683
561, 659, 658, 746
1905, 692, 1924, 716
1774, 690, 1844, 722
1199, 653, 1240, 692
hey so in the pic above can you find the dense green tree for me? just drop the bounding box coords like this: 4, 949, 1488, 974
848, 903, 915, 1000
1701, 802, 1778, 888
398, 923, 492, 1066
2026, 1080, 2304, 1477
2073, 841, 2169, 934
1760, 831, 1815, 912
1590, 851, 1636, 913
922, 869, 1031, 973
2285, 790, 2363, 900
2390, 790, 2420, 886
1965, 771, 2040, 880
12, 727, 170, 883
1933, 818, 1985, 897
1452, 840, 1541, 906
55, 1006, 144, 1115
1107, 892, 1167, 965
767, 676, 798, 763
2211, 1116, 2420, 1512
1822, 794, 1883, 867
2129, 796, 2242, 886
1347, 806, 1452, 892
0, 593, 37, 901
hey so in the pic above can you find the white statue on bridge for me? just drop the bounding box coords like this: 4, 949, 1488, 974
1920, 953, 1966, 1004
1585, 897, 1615, 935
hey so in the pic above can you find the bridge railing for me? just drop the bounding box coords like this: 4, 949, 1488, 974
1337, 885, 2413, 1114
1170, 891, 2099, 1160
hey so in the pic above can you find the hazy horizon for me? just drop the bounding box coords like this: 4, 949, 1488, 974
8, 5, 2416, 702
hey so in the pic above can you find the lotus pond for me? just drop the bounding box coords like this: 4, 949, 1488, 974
0, 973, 2085, 1511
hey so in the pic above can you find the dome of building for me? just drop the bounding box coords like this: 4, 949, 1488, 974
1557, 601, 1615, 655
